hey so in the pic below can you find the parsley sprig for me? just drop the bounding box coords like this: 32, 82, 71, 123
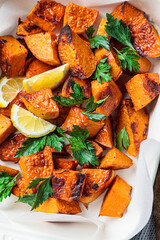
116, 125, 130, 151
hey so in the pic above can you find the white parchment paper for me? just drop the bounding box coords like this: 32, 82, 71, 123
0, 0, 160, 239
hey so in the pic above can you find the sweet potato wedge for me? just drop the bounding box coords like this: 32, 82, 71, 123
116, 99, 149, 157
62, 75, 91, 99
61, 107, 104, 138
26, 59, 53, 79
27, 0, 65, 32
63, 2, 98, 34
12, 178, 32, 197
99, 175, 132, 217
54, 158, 77, 170
22, 88, 59, 120
100, 147, 133, 170
0, 165, 19, 177
91, 80, 122, 117
58, 24, 97, 79
35, 197, 81, 214
125, 73, 160, 111
80, 169, 114, 205
129, 13, 160, 57
0, 35, 28, 78
17, 19, 42, 36
25, 32, 60, 66
19, 146, 54, 184
0, 114, 14, 144
50, 103, 70, 127
136, 55, 151, 74
95, 47, 122, 81
95, 117, 113, 148
97, 18, 108, 37
111, 2, 143, 26
52, 169, 85, 202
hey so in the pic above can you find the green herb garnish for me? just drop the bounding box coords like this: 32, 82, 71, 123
116, 125, 130, 151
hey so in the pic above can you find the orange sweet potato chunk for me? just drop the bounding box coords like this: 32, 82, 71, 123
95, 47, 122, 81
52, 169, 85, 202
12, 178, 32, 197
95, 117, 113, 148
0, 114, 14, 144
62, 75, 91, 99
35, 197, 81, 214
136, 55, 151, 74
22, 88, 59, 120
0, 165, 19, 177
129, 13, 160, 57
58, 24, 97, 79
26, 59, 53, 79
116, 99, 149, 157
63, 2, 98, 34
100, 147, 133, 170
100, 175, 132, 217
80, 169, 114, 205
125, 73, 160, 111
91, 80, 122, 117
0, 35, 28, 78
25, 32, 60, 66
27, 0, 65, 32
97, 18, 108, 37
17, 19, 42, 36
54, 158, 77, 170
61, 107, 104, 138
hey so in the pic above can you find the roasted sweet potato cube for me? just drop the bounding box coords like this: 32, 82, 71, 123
22, 88, 59, 120
91, 80, 122, 117
0, 114, 14, 144
95, 47, 122, 81
125, 73, 159, 111
63, 2, 98, 34
111, 2, 143, 26
80, 169, 114, 205
0, 165, 19, 177
25, 32, 60, 66
62, 75, 91, 99
19, 146, 54, 184
61, 107, 104, 138
35, 197, 81, 214
17, 19, 42, 36
50, 104, 71, 127
97, 18, 108, 37
130, 13, 160, 57
100, 175, 132, 217
116, 99, 149, 157
0, 35, 28, 78
95, 118, 113, 148
100, 147, 133, 170
58, 24, 97, 79
27, 0, 65, 32
135, 54, 151, 74
54, 158, 77, 170
52, 169, 85, 202
26, 59, 53, 79
12, 178, 32, 197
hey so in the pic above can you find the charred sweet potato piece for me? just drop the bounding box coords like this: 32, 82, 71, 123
25, 32, 60, 66
0, 165, 19, 177
125, 73, 160, 111
0, 133, 27, 162
129, 13, 160, 57
80, 169, 114, 205
19, 146, 54, 184
100, 147, 133, 170
35, 197, 81, 214
116, 99, 149, 157
111, 2, 143, 26
95, 47, 122, 81
61, 107, 104, 138
50, 103, 71, 127
52, 169, 85, 202
17, 19, 42, 36
27, 0, 65, 32
26, 59, 53, 79
100, 175, 132, 217
54, 158, 77, 170
22, 88, 59, 120
0, 35, 28, 78
0, 114, 14, 144
63, 2, 98, 34
95, 118, 113, 148
58, 24, 97, 79
97, 18, 108, 37
62, 75, 91, 99
91, 80, 122, 117
12, 178, 32, 197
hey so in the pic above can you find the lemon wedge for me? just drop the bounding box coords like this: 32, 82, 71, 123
23, 63, 69, 93
11, 104, 56, 138
0, 77, 24, 108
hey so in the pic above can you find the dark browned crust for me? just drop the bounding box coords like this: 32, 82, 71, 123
143, 74, 160, 99
58, 24, 72, 46
70, 173, 85, 201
